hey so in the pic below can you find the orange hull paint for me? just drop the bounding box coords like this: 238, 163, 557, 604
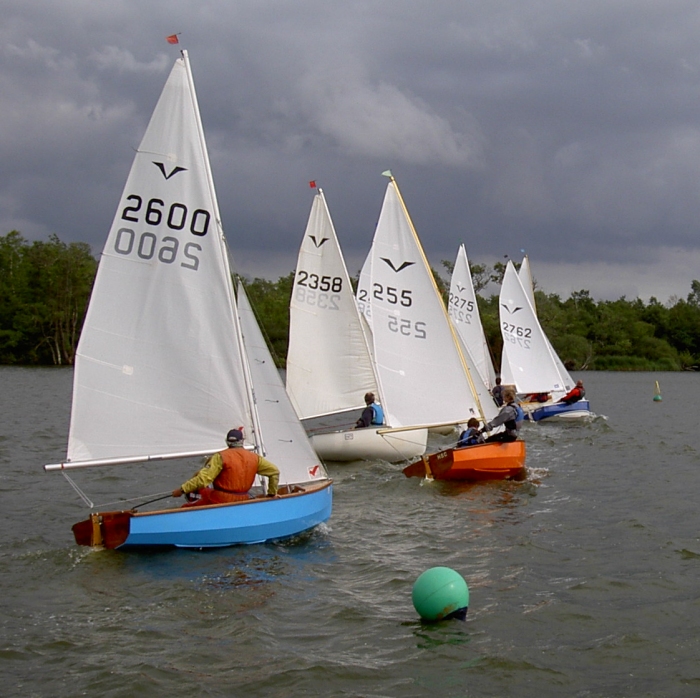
403, 441, 526, 481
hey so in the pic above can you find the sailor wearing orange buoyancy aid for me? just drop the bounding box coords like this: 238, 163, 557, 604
558, 380, 585, 405
171, 429, 280, 506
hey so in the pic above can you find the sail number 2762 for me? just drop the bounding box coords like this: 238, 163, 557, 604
114, 195, 211, 271
502, 322, 532, 348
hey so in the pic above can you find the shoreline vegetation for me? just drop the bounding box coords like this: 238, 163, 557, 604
1, 231, 699, 371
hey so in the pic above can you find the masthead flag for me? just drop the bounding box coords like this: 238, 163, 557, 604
309, 180, 317, 188
166, 34, 180, 45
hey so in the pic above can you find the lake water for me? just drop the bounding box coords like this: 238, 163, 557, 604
1, 368, 699, 697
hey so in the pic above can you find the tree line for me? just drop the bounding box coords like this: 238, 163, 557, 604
1, 231, 699, 370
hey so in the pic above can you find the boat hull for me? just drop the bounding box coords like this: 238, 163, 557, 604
525, 400, 591, 422
402, 441, 526, 481
310, 427, 427, 462
72, 481, 332, 550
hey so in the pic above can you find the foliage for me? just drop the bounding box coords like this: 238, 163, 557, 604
1, 230, 700, 371
0, 232, 97, 365
240, 272, 295, 368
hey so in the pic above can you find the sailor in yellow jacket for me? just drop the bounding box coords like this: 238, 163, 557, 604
172, 428, 280, 505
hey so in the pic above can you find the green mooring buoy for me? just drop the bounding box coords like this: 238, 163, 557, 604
653, 380, 662, 402
412, 567, 469, 621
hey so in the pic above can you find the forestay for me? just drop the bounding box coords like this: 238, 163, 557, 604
368, 180, 494, 428
67, 55, 252, 465
286, 190, 378, 420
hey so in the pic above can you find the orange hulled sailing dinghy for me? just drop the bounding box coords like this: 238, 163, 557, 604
402, 441, 526, 481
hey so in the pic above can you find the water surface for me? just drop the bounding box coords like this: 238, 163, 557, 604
1, 369, 699, 697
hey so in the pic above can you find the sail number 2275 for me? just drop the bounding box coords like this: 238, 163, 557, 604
114, 195, 211, 271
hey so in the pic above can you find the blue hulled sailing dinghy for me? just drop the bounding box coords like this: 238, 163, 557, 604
44, 52, 331, 548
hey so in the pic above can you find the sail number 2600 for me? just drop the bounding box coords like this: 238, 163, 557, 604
113, 195, 211, 271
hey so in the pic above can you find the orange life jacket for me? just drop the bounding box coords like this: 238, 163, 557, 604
186, 448, 261, 506
215, 448, 259, 493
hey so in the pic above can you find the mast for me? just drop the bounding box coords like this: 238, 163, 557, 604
182, 51, 265, 455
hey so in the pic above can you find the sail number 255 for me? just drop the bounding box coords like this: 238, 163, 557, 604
373, 283, 412, 306
388, 316, 427, 339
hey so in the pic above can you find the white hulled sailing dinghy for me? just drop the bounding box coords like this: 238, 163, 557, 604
44, 51, 332, 549
361, 172, 524, 480
286, 187, 426, 461
499, 259, 590, 422
448, 244, 497, 392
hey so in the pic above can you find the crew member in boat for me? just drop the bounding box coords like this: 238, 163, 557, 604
457, 418, 485, 447
480, 388, 521, 443
491, 377, 504, 406
171, 428, 280, 505
522, 392, 551, 403
355, 392, 385, 428
557, 380, 585, 405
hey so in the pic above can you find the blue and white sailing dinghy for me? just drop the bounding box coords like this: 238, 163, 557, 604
44, 51, 332, 549
499, 259, 591, 422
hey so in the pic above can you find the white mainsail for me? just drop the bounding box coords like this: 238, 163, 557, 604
368, 178, 496, 428
518, 256, 573, 392
449, 244, 497, 390
286, 190, 379, 420
518, 255, 537, 310
237, 282, 327, 484
67, 53, 253, 465
499, 261, 570, 396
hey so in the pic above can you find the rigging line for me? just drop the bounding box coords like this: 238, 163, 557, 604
62, 472, 93, 508
61, 472, 173, 510
94, 490, 173, 510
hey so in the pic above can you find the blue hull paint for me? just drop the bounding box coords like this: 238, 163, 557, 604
119, 484, 332, 549
527, 400, 591, 422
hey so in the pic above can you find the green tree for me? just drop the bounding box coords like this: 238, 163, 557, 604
0, 231, 96, 365
241, 272, 295, 367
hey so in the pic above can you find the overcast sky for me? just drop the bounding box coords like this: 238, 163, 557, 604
3, 0, 700, 302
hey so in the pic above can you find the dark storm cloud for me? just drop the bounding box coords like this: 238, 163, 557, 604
2, 0, 700, 300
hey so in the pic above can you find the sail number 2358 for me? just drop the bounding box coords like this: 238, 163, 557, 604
114, 195, 211, 271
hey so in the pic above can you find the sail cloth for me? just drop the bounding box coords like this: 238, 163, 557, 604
518, 256, 573, 394
367, 180, 495, 428
499, 261, 570, 395
68, 55, 252, 464
286, 191, 379, 420
237, 283, 327, 484
449, 244, 497, 390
